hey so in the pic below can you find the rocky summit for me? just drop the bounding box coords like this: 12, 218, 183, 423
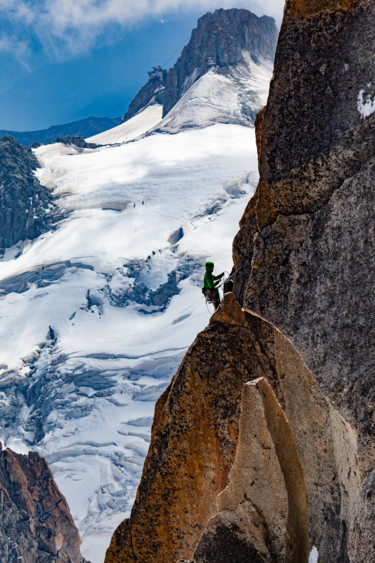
0, 136, 56, 253
106, 0, 375, 562
124, 8, 278, 125
0, 446, 85, 562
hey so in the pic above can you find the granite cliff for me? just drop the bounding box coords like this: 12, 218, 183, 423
124, 9, 278, 125
106, 0, 374, 561
0, 445, 85, 562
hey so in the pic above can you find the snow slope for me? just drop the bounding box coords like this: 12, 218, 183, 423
157, 53, 273, 133
86, 104, 163, 145
0, 63, 266, 561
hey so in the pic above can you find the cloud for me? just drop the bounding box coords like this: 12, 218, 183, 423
0, 33, 31, 66
42, 0, 285, 32
0, 0, 285, 59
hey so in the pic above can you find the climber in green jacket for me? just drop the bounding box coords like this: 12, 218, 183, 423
202, 261, 224, 310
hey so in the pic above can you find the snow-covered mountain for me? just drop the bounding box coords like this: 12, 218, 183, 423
157, 53, 273, 133
124, 8, 277, 127
0, 9, 275, 563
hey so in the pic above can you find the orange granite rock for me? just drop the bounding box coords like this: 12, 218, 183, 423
106, 295, 361, 562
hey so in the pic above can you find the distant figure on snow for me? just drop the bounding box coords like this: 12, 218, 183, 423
202, 261, 224, 310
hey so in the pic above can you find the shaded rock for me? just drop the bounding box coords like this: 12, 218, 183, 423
0, 447, 85, 562
0, 136, 56, 253
232, 0, 375, 559
123, 72, 167, 122
54, 135, 99, 149
168, 226, 184, 245
194, 510, 269, 563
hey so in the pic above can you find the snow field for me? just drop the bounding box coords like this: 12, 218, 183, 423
0, 112, 259, 562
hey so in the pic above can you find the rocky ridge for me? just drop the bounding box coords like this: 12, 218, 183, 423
106, 0, 375, 561
0, 136, 56, 254
0, 445, 85, 562
0, 116, 121, 147
123, 72, 166, 122
124, 9, 278, 124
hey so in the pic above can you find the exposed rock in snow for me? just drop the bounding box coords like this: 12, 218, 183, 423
0, 136, 56, 254
157, 54, 273, 133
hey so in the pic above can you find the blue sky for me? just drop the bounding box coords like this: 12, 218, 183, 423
0, 1, 284, 131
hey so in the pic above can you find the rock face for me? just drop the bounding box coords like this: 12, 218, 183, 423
123, 72, 166, 122
0, 446, 85, 562
233, 0, 375, 559
106, 1, 375, 561
0, 136, 55, 253
195, 377, 309, 563
106, 294, 361, 562
124, 9, 278, 123
235, 0, 375, 461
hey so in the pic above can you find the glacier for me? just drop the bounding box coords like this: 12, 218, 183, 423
0, 64, 269, 562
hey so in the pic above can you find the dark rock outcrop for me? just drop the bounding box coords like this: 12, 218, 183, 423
0, 136, 56, 254
0, 446, 85, 562
123, 73, 166, 122
123, 9, 278, 123
53, 136, 99, 149
232, 0, 375, 559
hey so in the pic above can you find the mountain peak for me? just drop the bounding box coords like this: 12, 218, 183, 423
124, 8, 278, 124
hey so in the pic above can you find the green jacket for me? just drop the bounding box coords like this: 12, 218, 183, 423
203, 272, 222, 290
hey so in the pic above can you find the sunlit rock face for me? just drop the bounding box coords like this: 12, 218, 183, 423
105, 294, 361, 562
0, 446, 85, 562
